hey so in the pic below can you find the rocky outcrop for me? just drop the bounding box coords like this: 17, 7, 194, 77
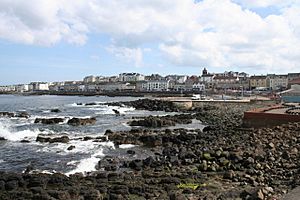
67, 117, 97, 126
0, 111, 30, 118
106, 98, 181, 112
36, 135, 70, 143
34, 118, 64, 125
129, 114, 193, 128
50, 109, 61, 113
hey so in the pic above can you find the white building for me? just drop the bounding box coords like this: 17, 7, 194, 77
192, 83, 205, 91
30, 82, 49, 91
15, 84, 29, 92
268, 74, 288, 90
83, 76, 97, 83
137, 80, 172, 91
119, 73, 145, 82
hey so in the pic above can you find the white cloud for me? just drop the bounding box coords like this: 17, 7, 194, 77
107, 45, 143, 67
233, 0, 296, 8
0, 0, 300, 73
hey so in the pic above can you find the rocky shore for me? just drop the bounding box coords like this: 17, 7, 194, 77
0, 99, 299, 200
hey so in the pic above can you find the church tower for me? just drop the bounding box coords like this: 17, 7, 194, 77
202, 68, 208, 76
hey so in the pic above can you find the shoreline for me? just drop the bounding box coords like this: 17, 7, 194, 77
0, 98, 299, 199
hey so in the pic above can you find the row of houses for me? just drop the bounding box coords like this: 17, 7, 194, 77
1, 70, 300, 93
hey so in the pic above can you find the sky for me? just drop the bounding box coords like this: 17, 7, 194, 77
1, 0, 300, 85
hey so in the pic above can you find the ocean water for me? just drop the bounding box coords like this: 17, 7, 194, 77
0, 95, 204, 175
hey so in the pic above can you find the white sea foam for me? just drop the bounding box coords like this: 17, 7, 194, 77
95, 106, 135, 115
119, 144, 136, 149
66, 149, 104, 175
0, 159, 5, 163
0, 121, 40, 141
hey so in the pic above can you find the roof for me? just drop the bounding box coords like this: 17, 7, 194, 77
250, 76, 267, 79
289, 78, 300, 84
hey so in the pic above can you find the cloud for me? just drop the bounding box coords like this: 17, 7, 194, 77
107, 45, 143, 67
233, 0, 297, 8
0, 0, 300, 73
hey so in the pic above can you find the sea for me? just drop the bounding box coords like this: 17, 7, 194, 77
0, 95, 203, 175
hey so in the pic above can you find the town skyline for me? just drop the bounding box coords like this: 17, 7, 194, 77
1, 0, 300, 84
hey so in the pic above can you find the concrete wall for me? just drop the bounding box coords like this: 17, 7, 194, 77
243, 111, 300, 128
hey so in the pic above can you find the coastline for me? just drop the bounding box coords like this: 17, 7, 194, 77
0, 98, 299, 199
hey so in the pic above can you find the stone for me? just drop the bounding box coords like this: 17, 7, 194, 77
50, 109, 61, 113
268, 142, 275, 149
34, 118, 64, 125
127, 150, 135, 155
67, 145, 75, 151
67, 117, 97, 126
223, 170, 235, 179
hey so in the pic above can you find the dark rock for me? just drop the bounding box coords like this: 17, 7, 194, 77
34, 118, 64, 125
20, 140, 30, 143
127, 150, 135, 155
85, 102, 98, 106
16, 111, 30, 118
67, 145, 75, 151
5, 180, 18, 191
67, 117, 96, 126
104, 129, 113, 135
112, 109, 120, 116
0, 111, 15, 118
50, 109, 61, 113
36, 135, 69, 143
129, 159, 143, 171
0, 137, 7, 141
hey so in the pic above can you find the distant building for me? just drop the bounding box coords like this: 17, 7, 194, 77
137, 80, 172, 91
145, 74, 164, 81
119, 73, 145, 82
15, 84, 29, 92
200, 68, 214, 88
30, 82, 49, 91
192, 83, 205, 91
268, 74, 288, 90
249, 76, 269, 89
213, 76, 240, 89
83, 75, 97, 83
165, 75, 188, 84
288, 73, 300, 82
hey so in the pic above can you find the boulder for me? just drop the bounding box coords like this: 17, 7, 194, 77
67, 117, 96, 126
0, 112, 15, 118
36, 135, 69, 143
50, 109, 61, 113
34, 118, 64, 125
67, 145, 75, 151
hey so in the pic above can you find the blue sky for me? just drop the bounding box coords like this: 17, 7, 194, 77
0, 0, 299, 85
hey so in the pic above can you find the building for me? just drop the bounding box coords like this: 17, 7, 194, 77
249, 76, 269, 90
200, 68, 214, 88
137, 80, 172, 91
165, 75, 187, 84
145, 74, 164, 81
83, 75, 97, 83
15, 84, 29, 92
213, 76, 240, 89
30, 82, 49, 91
192, 83, 206, 91
288, 73, 300, 81
119, 73, 145, 82
268, 74, 288, 91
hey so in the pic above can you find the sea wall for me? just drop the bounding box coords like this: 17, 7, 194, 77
243, 106, 300, 128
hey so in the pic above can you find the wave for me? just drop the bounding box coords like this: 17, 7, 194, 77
95, 106, 135, 115
119, 144, 136, 149
65, 149, 104, 175
0, 120, 40, 142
